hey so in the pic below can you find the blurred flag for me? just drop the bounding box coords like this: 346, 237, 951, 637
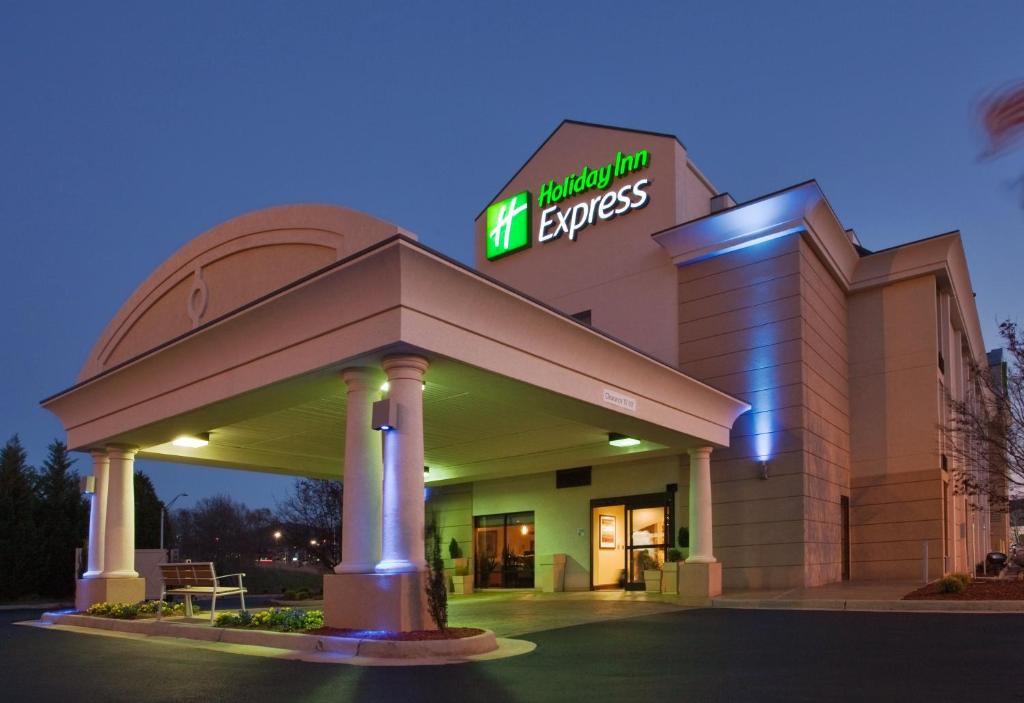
979, 81, 1024, 158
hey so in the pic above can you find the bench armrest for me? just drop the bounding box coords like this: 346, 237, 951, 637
214, 573, 247, 580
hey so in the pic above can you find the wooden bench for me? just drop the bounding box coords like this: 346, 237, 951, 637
158, 562, 247, 622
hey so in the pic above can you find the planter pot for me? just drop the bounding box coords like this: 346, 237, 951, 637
451, 574, 473, 595
452, 557, 470, 576
661, 562, 680, 595
644, 569, 662, 593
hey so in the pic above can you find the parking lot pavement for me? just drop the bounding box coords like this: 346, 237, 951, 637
4, 604, 1022, 702
447, 589, 687, 636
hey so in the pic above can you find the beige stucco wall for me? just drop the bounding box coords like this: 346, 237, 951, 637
672, 233, 853, 589
675, 234, 806, 589
848, 275, 944, 580
797, 237, 851, 587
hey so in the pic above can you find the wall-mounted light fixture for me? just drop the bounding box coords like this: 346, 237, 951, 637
759, 459, 770, 480
423, 466, 430, 474
172, 432, 209, 448
80, 475, 96, 495
372, 399, 399, 431
608, 432, 641, 447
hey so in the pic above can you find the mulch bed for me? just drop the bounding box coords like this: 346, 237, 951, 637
904, 579, 1024, 600
307, 626, 485, 641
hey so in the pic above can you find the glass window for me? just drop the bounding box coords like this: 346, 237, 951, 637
474, 512, 535, 588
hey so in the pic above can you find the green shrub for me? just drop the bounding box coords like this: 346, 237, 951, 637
950, 572, 972, 588
137, 600, 195, 616
85, 601, 139, 619
84, 600, 198, 619
213, 607, 323, 632
282, 588, 316, 601
214, 611, 247, 628
936, 575, 968, 594
667, 548, 685, 563
239, 565, 322, 595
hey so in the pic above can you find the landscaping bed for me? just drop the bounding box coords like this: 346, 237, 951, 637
84, 600, 198, 618
309, 626, 485, 641
39, 611, 504, 661
214, 607, 323, 632
904, 578, 1024, 600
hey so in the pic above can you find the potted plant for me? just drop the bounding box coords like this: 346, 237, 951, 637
678, 527, 690, 561
448, 537, 472, 594
478, 555, 498, 589
662, 547, 685, 594
639, 550, 662, 593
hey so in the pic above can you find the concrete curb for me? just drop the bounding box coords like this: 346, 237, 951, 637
39, 612, 499, 659
0, 602, 72, 611
711, 598, 1024, 614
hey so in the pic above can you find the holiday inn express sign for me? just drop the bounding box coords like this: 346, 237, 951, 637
486, 148, 652, 260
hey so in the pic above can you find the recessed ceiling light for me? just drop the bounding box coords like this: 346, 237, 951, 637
608, 432, 641, 448
172, 433, 209, 448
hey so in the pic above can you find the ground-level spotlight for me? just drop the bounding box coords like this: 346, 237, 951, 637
608, 432, 641, 448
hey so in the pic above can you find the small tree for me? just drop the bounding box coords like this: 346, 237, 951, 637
945, 321, 1024, 513
0, 436, 38, 599
424, 518, 448, 633
134, 471, 164, 549
275, 478, 342, 570
36, 441, 85, 597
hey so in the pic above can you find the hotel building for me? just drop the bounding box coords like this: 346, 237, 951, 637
43, 120, 1007, 628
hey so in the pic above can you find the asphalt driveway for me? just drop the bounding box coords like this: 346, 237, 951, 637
2, 606, 1016, 702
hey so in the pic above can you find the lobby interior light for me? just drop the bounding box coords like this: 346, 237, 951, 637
608, 432, 641, 448
172, 433, 209, 448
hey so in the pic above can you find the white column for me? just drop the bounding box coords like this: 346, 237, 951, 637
336, 367, 385, 574
376, 354, 429, 574
686, 446, 716, 564
102, 446, 138, 578
82, 450, 109, 578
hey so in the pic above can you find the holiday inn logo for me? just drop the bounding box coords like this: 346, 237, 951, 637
484, 148, 652, 261
486, 191, 531, 260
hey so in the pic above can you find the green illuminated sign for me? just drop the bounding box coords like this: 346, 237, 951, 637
537, 150, 649, 209
486, 191, 531, 260
484, 149, 651, 260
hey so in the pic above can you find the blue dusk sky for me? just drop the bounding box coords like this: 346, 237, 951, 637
2, 2, 1022, 509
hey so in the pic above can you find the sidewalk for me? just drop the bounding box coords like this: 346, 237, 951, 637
713, 580, 1024, 613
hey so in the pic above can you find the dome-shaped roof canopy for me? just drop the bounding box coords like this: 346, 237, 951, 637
79, 204, 413, 382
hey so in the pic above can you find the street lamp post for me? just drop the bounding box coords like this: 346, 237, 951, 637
160, 493, 189, 556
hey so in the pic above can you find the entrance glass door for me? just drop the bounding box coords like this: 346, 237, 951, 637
625, 506, 666, 588
591, 492, 673, 591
